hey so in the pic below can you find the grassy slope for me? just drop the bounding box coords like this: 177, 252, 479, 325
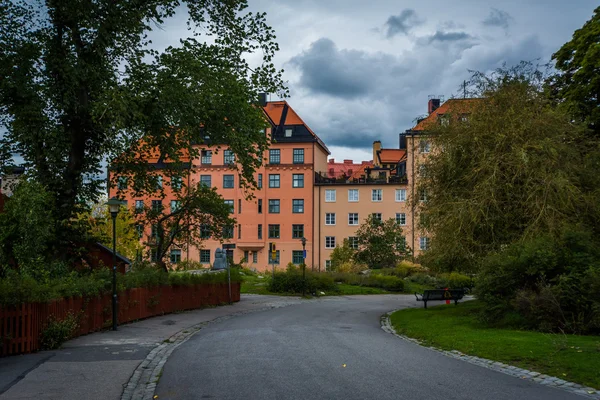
390, 301, 600, 389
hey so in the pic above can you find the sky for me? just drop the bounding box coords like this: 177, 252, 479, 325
146, 0, 597, 163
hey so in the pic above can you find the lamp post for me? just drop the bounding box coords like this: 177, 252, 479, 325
300, 236, 307, 297
106, 197, 124, 331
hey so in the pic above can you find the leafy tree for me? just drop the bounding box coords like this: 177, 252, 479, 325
416, 65, 593, 272
0, 180, 56, 279
77, 199, 142, 261
135, 184, 234, 272
354, 215, 409, 269
0, 0, 286, 253
330, 239, 355, 270
551, 6, 600, 136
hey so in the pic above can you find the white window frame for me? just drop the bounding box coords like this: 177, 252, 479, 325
348, 189, 359, 202
396, 213, 406, 226
348, 213, 359, 226
325, 236, 336, 249
325, 260, 332, 271
419, 237, 430, 251
325, 213, 336, 225
395, 189, 406, 202
420, 189, 428, 202
371, 189, 382, 202
325, 189, 336, 202
372, 213, 382, 222
419, 140, 431, 154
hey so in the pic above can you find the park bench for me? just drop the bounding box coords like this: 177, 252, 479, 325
414, 289, 466, 309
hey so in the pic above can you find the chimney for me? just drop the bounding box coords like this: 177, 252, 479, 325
258, 93, 267, 107
428, 98, 440, 114
399, 133, 407, 150
328, 158, 335, 164
343, 159, 353, 164
372, 141, 382, 167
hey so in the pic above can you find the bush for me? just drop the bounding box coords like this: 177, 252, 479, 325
328, 272, 404, 292
336, 262, 367, 274
174, 260, 205, 271
405, 273, 438, 287
438, 272, 474, 290
40, 312, 80, 350
268, 265, 336, 294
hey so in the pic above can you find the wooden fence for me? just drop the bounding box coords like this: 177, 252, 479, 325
0, 282, 240, 357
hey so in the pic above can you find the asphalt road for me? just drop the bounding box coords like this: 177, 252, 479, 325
156, 295, 581, 400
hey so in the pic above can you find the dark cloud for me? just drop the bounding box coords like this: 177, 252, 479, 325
429, 31, 473, 43
483, 8, 513, 30
384, 9, 424, 38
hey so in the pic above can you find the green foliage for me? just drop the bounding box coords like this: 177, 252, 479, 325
329, 273, 405, 292
476, 229, 600, 334
551, 6, 600, 136
0, 180, 56, 279
417, 64, 592, 272
174, 260, 205, 272
438, 272, 475, 290
40, 313, 80, 350
353, 215, 410, 269
268, 265, 336, 294
330, 239, 356, 270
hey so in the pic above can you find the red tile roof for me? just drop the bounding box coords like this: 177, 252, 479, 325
378, 149, 406, 164
326, 159, 372, 179
412, 98, 481, 131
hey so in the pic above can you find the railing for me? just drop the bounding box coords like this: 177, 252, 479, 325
314, 172, 408, 185
0, 283, 240, 357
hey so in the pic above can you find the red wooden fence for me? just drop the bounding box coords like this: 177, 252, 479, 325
0, 282, 240, 357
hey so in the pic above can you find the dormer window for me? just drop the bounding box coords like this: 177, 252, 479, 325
439, 114, 450, 126
285, 128, 292, 137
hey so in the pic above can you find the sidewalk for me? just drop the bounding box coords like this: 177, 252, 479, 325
0, 295, 301, 400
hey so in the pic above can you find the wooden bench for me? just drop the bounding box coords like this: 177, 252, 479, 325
414, 289, 466, 309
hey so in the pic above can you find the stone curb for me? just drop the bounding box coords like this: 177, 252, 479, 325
121, 301, 300, 400
380, 310, 600, 400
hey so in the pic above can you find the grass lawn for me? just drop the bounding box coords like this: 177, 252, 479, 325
390, 301, 600, 389
240, 274, 274, 295
324, 283, 389, 295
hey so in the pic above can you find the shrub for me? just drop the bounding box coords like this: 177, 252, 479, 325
328, 272, 404, 292
438, 272, 474, 290
40, 312, 80, 350
336, 262, 367, 274
268, 265, 336, 294
174, 260, 205, 271
405, 273, 438, 287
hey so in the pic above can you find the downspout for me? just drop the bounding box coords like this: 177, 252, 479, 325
312, 141, 316, 271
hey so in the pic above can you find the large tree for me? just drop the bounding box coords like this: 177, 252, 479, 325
416, 65, 594, 272
0, 0, 286, 252
354, 215, 409, 269
551, 6, 600, 137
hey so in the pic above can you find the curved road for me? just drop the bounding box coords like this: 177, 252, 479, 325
156, 295, 580, 400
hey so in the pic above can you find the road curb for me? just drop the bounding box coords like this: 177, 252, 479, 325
380, 310, 600, 400
121, 301, 300, 400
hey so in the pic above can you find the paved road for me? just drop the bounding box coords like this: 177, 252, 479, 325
156, 295, 581, 400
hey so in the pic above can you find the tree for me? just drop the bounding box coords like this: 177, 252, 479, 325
330, 239, 355, 270
0, 0, 286, 253
353, 215, 409, 269
551, 6, 600, 137
77, 199, 142, 261
417, 65, 594, 272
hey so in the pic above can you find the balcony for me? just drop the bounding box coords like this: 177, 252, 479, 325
314, 171, 408, 185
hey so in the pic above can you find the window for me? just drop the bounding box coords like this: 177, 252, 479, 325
151, 224, 159, 240
268, 199, 280, 213
285, 128, 292, 137
419, 140, 431, 154
223, 225, 234, 239
419, 237, 430, 251
201, 150, 212, 164
372, 189, 382, 202
348, 213, 359, 225
170, 249, 182, 264
325, 236, 336, 249
269, 174, 280, 188
325, 189, 336, 202
395, 189, 407, 202
171, 176, 182, 190
293, 149, 304, 164
325, 260, 332, 271
439, 115, 450, 127
292, 224, 304, 239
292, 250, 304, 265
200, 224, 210, 239
135, 200, 144, 212
200, 250, 210, 264
243, 251, 249, 263
223, 150, 235, 165
152, 200, 162, 212
170, 200, 181, 212
292, 174, 304, 188
325, 213, 336, 225
156, 175, 163, 190
348, 189, 359, 202
268, 224, 280, 239
224, 200, 234, 213
135, 224, 144, 239
269, 149, 280, 164
292, 199, 304, 213
238, 199, 242, 214
396, 213, 406, 226
223, 175, 234, 188
348, 236, 358, 250
258, 224, 262, 239
372, 213, 382, 222
258, 173, 263, 188
150, 248, 158, 262
200, 175, 211, 187
258, 199, 263, 214
238, 225, 241, 239
419, 165, 427, 177
252, 252, 258, 263
118, 176, 128, 190
419, 189, 428, 202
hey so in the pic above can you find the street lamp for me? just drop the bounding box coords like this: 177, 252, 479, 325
300, 236, 307, 297
106, 197, 125, 331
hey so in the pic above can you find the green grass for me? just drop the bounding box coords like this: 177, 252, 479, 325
325, 283, 388, 295
390, 301, 600, 389
240, 274, 274, 295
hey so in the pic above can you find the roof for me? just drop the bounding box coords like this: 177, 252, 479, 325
94, 242, 132, 265
412, 98, 481, 131
263, 101, 330, 154
325, 159, 372, 178
378, 149, 406, 164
